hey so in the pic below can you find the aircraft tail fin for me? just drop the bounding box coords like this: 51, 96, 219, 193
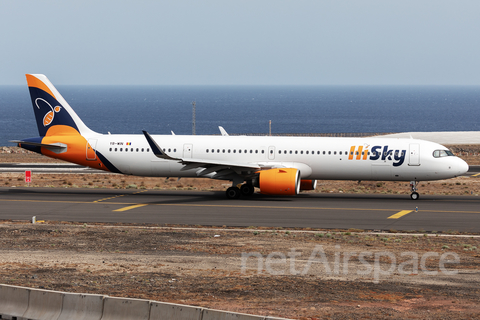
26, 74, 96, 137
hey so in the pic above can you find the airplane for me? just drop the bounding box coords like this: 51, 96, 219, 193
13, 74, 469, 200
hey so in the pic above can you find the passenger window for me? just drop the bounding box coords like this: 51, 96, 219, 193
115, 148, 117, 152
141, 148, 144, 152
328, 151, 331, 155
261, 150, 264, 154
120, 148, 123, 152
109, 148, 112, 152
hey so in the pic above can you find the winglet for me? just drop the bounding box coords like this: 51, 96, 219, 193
142, 131, 178, 160
219, 126, 229, 136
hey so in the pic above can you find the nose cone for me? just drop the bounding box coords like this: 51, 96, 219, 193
455, 158, 469, 176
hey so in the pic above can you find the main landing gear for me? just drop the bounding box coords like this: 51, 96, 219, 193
226, 182, 255, 199
410, 181, 420, 200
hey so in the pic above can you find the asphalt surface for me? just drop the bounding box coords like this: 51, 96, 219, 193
1, 187, 479, 232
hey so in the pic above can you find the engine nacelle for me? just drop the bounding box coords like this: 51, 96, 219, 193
300, 179, 317, 191
257, 168, 300, 195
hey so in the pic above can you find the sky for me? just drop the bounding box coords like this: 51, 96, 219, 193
1, 0, 480, 85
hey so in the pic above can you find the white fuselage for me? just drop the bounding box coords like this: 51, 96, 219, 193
88, 134, 468, 182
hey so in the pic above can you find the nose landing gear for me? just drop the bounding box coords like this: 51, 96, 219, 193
410, 181, 419, 200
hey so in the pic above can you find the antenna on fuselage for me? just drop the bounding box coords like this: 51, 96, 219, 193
192, 100, 196, 135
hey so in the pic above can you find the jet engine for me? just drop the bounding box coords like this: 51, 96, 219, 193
256, 168, 301, 195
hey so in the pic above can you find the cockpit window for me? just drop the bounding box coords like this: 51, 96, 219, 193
433, 150, 454, 158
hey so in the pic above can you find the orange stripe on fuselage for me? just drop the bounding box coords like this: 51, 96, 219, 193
26, 74, 56, 99
363, 148, 369, 160
41, 125, 108, 171
348, 146, 355, 160
355, 146, 363, 160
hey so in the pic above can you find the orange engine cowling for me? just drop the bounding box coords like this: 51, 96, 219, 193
300, 179, 317, 191
257, 168, 301, 195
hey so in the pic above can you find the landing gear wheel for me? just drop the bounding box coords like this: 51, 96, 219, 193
409, 181, 420, 200
410, 192, 419, 200
226, 187, 241, 199
240, 184, 255, 196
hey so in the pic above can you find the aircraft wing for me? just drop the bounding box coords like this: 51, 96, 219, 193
143, 131, 276, 176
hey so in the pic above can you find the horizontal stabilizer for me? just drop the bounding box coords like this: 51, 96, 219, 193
10, 140, 66, 149
10, 140, 67, 154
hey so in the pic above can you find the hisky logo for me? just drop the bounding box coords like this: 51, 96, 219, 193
349, 145, 406, 167
35, 98, 62, 127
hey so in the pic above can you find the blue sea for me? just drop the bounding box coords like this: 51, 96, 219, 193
1, 85, 479, 146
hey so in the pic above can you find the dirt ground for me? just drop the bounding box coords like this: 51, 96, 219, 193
1, 146, 480, 319
0, 223, 479, 319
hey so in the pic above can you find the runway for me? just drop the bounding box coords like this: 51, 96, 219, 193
1, 187, 479, 232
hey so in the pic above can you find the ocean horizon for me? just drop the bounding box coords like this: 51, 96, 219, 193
1, 85, 479, 147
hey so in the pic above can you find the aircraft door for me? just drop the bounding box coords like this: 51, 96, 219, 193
268, 146, 275, 160
86, 139, 97, 161
183, 144, 193, 158
409, 143, 420, 166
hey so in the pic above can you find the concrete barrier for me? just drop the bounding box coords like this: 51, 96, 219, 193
57, 293, 105, 320
0, 284, 30, 318
202, 309, 265, 320
22, 288, 63, 320
100, 297, 150, 320
149, 301, 203, 320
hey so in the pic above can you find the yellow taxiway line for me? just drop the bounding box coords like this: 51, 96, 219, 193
113, 204, 148, 212
387, 210, 413, 219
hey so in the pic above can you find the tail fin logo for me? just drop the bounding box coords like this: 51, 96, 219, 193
36, 98, 62, 127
